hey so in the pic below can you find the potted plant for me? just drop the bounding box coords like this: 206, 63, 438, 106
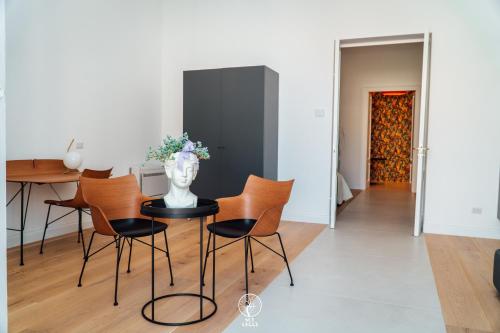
147, 133, 209, 208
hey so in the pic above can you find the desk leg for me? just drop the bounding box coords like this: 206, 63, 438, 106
212, 215, 216, 301
19, 183, 32, 266
151, 217, 155, 320
200, 216, 203, 320
19, 183, 24, 266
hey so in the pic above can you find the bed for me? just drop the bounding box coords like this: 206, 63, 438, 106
337, 172, 353, 205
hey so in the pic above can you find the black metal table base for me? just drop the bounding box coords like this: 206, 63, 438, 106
141, 199, 219, 327
6, 182, 31, 266
7, 181, 83, 265
141, 293, 217, 326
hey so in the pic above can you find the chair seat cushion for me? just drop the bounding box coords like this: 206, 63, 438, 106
207, 219, 256, 238
110, 218, 167, 238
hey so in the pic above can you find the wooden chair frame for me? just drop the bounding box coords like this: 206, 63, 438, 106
201, 175, 295, 296
78, 175, 174, 306
40, 168, 113, 255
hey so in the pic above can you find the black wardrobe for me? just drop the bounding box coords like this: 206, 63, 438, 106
183, 66, 279, 199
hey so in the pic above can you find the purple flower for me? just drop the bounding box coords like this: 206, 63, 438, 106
177, 140, 196, 170
182, 140, 195, 153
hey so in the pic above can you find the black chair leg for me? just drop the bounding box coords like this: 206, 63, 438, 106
127, 238, 133, 273
78, 231, 95, 287
276, 232, 294, 286
77, 209, 81, 244
163, 230, 174, 286
201, 232, 212, 286
114, 236, 123, 306
39, 204, 52, 254
248, 236, 255, 273
78, 208, 85, 256
244, 237, 249, 304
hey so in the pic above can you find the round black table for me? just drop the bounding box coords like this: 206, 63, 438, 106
140, 198, 219, 326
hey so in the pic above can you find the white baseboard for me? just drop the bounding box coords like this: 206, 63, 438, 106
7, 215, 93, 248
424, 223, 500, 240
282, 211, 329, 225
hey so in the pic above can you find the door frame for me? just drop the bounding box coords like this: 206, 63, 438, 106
413, 32, 432, 236
329, 32, 431, 234
363, 86, 420, 188
366, 93, 372, 188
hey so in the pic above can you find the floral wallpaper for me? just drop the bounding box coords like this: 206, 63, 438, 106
370, 91, 414, 183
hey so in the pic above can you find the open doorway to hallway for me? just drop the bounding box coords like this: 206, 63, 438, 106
367, 90, 415, 188
336, 42, 424, 233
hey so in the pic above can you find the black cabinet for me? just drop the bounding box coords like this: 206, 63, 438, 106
184, 66, 279, 199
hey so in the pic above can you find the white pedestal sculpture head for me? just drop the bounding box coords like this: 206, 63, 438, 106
163, 152, 199, 208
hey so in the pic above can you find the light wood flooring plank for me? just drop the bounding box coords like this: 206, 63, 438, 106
8, 220, 324, 332
426, 234, 500, 333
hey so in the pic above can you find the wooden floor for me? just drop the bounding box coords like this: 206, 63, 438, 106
8, 219, 324, 332
426, 234, 500, 333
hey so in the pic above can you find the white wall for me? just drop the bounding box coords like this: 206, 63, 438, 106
0, 0, 8, 329
339, 43, 423, 190
4, 0, 500, 247
5, 0, 163, 247
161, 0, 500, 238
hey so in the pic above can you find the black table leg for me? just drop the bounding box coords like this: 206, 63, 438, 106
151, 217, 155, 320
140, 201, 218, 326
199, 216, 203, 319
20, 183, 32, 266
212, 214, 216, 301
20, 183, 24, 266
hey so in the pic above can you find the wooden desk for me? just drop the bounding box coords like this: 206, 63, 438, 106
6, 159, 81, 265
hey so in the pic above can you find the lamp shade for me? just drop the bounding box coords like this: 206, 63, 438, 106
63, 151, 82, 170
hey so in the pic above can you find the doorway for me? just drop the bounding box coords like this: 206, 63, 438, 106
367, 90, 415, 186
330, 33, 431, 236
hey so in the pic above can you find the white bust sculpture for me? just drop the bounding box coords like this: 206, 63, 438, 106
164, 152, 199, 208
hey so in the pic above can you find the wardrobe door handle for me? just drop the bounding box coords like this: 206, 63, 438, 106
217, 146, 226, 149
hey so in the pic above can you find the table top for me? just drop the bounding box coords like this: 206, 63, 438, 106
6, 172, 81, 184
6, 159, 81, 184
141, 198, 219, 219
